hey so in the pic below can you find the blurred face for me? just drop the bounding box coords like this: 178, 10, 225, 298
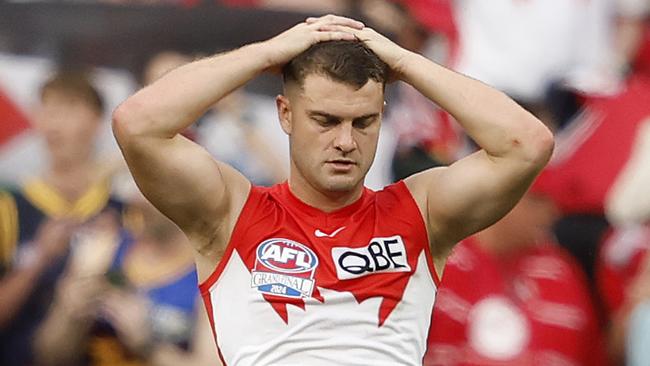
494, 193, 559, 247
143, 51, 191, 85
277, 74, 384, 195
33, 90, 101, 167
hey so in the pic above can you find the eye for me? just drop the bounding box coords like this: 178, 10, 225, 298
353, 116, 376, 129
312, 116, 339, 127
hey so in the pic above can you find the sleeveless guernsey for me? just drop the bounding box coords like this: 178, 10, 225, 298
199, 181, 440, 366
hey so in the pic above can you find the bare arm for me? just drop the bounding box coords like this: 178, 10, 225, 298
112, 47, 261, 260
323, 24, 554, 255
113, 16, 363, 270
400, 52, 554, 251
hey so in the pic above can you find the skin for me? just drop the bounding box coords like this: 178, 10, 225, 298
0, 89, 102, 329
113, 14, 554, 283
278, 74, 384, 210
33, 90, 101, 179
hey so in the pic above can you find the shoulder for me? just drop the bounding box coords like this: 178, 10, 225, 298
375, 180, 413, 204
374, 180, 426, 213
403, 166, 446, 201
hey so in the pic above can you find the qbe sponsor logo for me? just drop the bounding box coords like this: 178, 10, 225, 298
331, 235, 411, 280
252, 238, 319, 299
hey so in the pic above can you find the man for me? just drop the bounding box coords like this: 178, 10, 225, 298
0, 71, 122, 366
113, 15, 553, 365
426, 189, 606, 366
34, 188, 220, 366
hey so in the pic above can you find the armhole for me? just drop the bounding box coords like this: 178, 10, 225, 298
198, 184, 259, 293
0, 192, 18, 268
395, 181, 441, 287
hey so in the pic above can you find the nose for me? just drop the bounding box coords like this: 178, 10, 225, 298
333, 122, 357, 154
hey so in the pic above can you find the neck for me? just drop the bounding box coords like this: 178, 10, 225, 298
44, 158, 96, 200
288, 169, 363, 213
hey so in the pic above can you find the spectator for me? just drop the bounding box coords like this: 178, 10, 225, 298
0, 70, 123, 366
426, 188, 607, 366
596, 224, 650, 366
34, 189, 221, 366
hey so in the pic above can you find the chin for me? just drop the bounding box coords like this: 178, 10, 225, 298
322, 176, 361, 193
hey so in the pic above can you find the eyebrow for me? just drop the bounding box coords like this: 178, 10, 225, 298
307, 110, 380, 120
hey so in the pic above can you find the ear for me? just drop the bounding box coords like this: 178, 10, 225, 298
276, 94, 292, 135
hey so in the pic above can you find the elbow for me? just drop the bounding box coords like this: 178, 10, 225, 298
112, 99, 139, 144
112, 97, 163, 143
514, 117, 555, 168
532, 123, 555, 165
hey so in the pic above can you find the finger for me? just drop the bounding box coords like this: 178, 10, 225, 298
317, 24, 361, 36
307, 14, 364, 29
316, 31, 357, 42
319, 26, 371, 44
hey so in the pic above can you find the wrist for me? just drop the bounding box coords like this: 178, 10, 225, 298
393, 50, 420, 82
243, 41, 277, 72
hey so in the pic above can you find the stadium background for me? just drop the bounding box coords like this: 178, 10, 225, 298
1, 1, 649, 365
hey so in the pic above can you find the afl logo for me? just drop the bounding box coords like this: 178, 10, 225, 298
252, 239, 319, 299
256, 239, 319, 273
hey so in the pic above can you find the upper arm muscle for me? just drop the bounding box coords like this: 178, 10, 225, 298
406, 149, 539, 253
116, 132, 250, 250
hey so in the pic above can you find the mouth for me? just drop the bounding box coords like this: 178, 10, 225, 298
46, 135, 65, 147
326, 159, 357, 172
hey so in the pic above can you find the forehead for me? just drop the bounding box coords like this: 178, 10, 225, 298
291, 74, 384, 117
40, 89, 97, 113
41, 89, 82, 106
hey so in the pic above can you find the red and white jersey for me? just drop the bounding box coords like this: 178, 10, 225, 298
200, 181, 440, 366
426, 239, 606, 366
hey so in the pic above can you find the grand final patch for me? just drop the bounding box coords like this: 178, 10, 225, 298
251, 238, 319, 299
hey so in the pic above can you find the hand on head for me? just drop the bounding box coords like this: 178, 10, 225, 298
263, 13, 407, 80
304, 15, 410, 80
262, 14, 364, 73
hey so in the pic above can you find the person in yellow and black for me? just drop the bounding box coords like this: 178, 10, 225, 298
0, 71, 123, 366
33, 188, 220, 366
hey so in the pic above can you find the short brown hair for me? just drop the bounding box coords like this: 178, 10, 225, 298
282, 40, 389, 90
40, 71, 104, 115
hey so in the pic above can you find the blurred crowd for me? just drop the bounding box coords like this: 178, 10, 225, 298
1, 0, 650, 365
